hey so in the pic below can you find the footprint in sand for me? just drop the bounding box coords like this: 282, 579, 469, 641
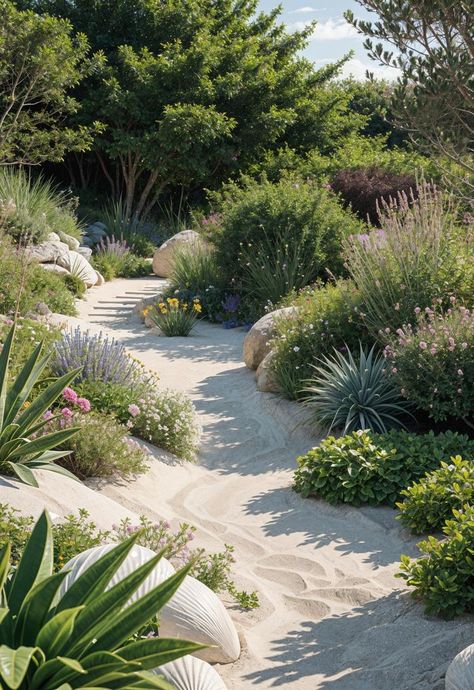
257, 553, 327, 577
254, 566, 308, 593
283, 595, 331, 619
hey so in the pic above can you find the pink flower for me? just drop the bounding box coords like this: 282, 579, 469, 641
63, 387, 78, 403
43, 410, 54, 421
61, 407, 73, 419
392, 367, 398, 374
430, 346, 437, 355
128, 404, 140, 418
419, 341, 428, 350
414, 307, 421, 314
77, 397, 91, 413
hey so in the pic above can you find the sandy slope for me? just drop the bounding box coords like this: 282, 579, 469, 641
5, 277, 473, 689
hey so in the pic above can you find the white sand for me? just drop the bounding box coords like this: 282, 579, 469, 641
4, 277, 473, 689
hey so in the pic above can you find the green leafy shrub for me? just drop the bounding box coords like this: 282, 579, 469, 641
294, 429, 474, 506
270, 280, 369, 400
209, 175, 364, 287
0, 511, 199, 690
398, 505, 474, 617
0, 168, 82, 244
384, 304, 474, 424
0, 506, 258, 609
0, 317, 60, 376
169, 244, 223, 295
0, 323, 81, 486
63, 271, 87, 297
344, 183, 474, 337
119, 253, 151, 277
302, 344, 410, 433
397, 456, 474, 533
146, 296, 201, 336
99, 198, 156, 257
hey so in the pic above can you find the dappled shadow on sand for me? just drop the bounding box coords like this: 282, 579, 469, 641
243, 485, 417, 568
244, 592, 474, 689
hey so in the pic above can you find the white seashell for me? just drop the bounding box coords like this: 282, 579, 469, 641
159, 575, 240, 664
60, 543, 175, 604
152, 656, 228, 690
446, 644, 474, 690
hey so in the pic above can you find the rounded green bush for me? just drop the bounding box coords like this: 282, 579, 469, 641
397, 456, 474, 533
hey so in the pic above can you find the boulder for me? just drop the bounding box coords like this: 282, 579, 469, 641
446, 645, 474, 690
135, 292, 166, 320
95, 271, 105, 286
46, 232, 60, 242
77, 246, 93, 261
256, 351, 280, 393
57, 250, 98, 288
26, 240, 69, 264
243, 307, 298, 370
59, 231, 81, 251
40, 263, 70, 276
152, 230, 205, 278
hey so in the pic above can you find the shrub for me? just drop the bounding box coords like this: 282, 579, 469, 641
344, 183, 474, 337
0, 168, 82, 244
302, 344, 410, 433
146, 296, 201, 336
294, 429, 474, 506
169, 244, 223, 296
210, 175, 364, 287
398, 505, 474, 617
270, 280, 369, 400
397, 456, 474, 533
0, 323, 81, 486
51, 327, 150, 385
0, 505, 258, 609
63, 271, 87, 297
0, 511, 198, 690
100, 198, 156, 257
119, 253, 151, 277
130, 389, 201, 462
0, 316, 60, 376
331, 166, 416, 224
384, 304, 474, 425
53, 410, 149, 480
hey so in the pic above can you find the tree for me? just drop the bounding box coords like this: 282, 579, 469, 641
345, 1, 474, 185
20, 0, 361, 219
0, 0, 100, 165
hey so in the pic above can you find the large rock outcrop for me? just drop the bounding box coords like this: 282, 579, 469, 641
152, 230, 206, 278
243, 307, 297, 370
56, 250, 99, 288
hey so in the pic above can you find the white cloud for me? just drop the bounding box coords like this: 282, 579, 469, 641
340, 57, 401, 81
311, 18, 358, 41
289, 6, 326, 13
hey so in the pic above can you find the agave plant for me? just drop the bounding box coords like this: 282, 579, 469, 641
0, 323, 82, 487
302, 343, 411, 433
0, 511, 203, 690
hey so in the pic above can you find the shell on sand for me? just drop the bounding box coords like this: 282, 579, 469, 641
59, 543, 175, 603
160, 575, 241, 664
153, 656, 228, 690
446, 645, 474, 690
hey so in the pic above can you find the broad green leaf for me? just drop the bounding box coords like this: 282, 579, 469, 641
117, 637, 206, 670
48, 651, 135, 689
0, 544, 11, 592
7, 428, 80, 460
4, 344, 49, 426
14, 571, 69, 646
55, 536, 140, 613
29, 655, 85, 690
7, 511, 53, 615
23, 459, 80, 483
14, 369, 82, 432
0, 645, 39, 690
96, 564, 193, 650
0, 324, 15, 428
35, 607, 83, 658
6, 462, 38, 488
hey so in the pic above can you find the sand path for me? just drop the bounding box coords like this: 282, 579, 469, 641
72, 277, 472, 690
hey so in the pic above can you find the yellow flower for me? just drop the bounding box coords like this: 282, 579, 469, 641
142, 307, 151, 316
160, 307, 168, 314
182, 303, 188, 311
193, 303, 202, 313
22, 401, 31, 410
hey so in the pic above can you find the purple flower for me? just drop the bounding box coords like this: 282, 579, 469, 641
77, 397, 91, 413
61, 407, 73, 419
63, 387, 78, 403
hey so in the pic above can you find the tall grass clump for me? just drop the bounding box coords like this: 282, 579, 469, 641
0, 168, 82, 244
100, 198, 155, 257
344, 183, 474, 337
170, 244, 223, 294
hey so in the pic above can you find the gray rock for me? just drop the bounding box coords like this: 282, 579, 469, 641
95, 271, 105, 286
57, 250, 98, 287
135, 292, 166, 320
77, 246, 93, 261
256, 351, 280, 393
446, 645, 474, 690
243, 307, 298, 370
40, 263, 70, 276
46, 232, 60, 242
26, 240, 69, 264
152, 230, 206, 278
59, 231, 81, 251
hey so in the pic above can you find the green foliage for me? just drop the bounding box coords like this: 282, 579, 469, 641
99, 199, 156, 257
0, 318, 60, 377
398, 505, 474, 617
169, 245, 223, 297
92, 250, 151, 280
344, 183, 474, 337
385, 304, 474, 424
0, 323, 81, 487
0, 510, 200, 689
23, 0, 363, 216
302, 344, 409, 433
147, 298, 201, 337
119, 254, 151, 278
62, 273, 86, 298
397, 456, 474, 534
0, 169, 83, 244
0, 506, 259, 609
270, 280, 369, 400
75, 379, 143, 423
0, 0, 99, 165
210, 175, 364, 288
52, 411, 149, 480
346, 1, 473, 180
294, 429, 474, 506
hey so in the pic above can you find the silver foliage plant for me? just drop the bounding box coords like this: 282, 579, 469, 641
302, 343, 411, 434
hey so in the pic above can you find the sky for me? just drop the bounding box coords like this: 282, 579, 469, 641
259, 0, 399, 80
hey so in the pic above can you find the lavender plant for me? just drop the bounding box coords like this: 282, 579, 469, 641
51, 327, 149, 385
